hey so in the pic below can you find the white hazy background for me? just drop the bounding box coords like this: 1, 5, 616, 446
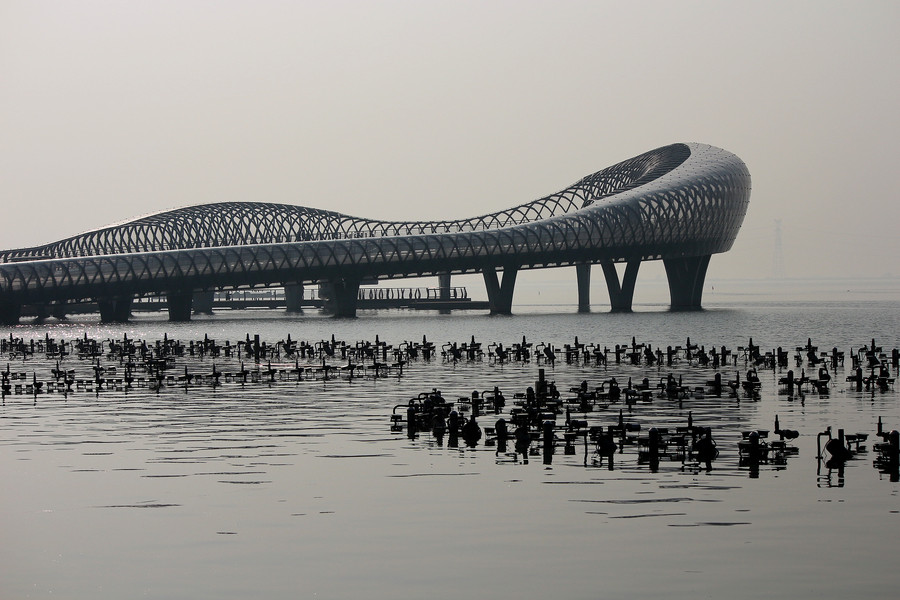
2, 1, 898, 293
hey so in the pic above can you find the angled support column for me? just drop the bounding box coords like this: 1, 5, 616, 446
166, 291, 193, 322
321, 278, 360, 318
601, 259, 641, 312
284, 283, 304, 313
193, 291, 215, 315
575, 263, 591, 313
664, 254, 711, 310
0, 300, 22, 326
98, 296, 133, 323
483, 266, 518, 315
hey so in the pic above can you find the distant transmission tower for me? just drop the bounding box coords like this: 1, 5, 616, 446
772, 219, 785, 279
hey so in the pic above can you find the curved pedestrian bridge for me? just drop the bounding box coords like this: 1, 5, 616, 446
0, 143, 750, 323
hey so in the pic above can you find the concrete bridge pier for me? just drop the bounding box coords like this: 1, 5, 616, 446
166, 291, 193, 321
438, 273, 452, 301
24, 302, 67, 322
193, 291, 215, 315
31, 304, 51, 321
483, 266, 518, 315
575, 263, 591, 313
98, 296, 133, 323
664, 255, 711, 310
601, 259, 641, 312
284, 283, 304, 313
321, 278, 360, 318
50, 303, 68, 320
0, 300, 22, 325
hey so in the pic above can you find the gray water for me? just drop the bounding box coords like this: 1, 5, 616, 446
2, 296, 899, 599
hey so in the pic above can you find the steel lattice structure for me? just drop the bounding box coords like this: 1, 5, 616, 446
0, 143, 750, 321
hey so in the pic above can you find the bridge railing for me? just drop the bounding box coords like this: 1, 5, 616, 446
131, 286, 471, 304
355, 286, 469, 301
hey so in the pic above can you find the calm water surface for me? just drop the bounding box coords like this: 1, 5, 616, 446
2, 298, 899, 599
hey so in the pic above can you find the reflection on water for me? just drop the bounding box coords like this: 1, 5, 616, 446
1, 300, 899, 599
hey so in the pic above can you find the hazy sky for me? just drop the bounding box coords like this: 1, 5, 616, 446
2, 1, 898, 283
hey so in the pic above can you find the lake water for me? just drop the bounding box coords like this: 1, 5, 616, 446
2, 284, 899, 600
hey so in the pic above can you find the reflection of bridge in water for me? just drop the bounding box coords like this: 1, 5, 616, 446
0, 143, 750, 324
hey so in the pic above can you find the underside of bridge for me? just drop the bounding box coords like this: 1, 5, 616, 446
0, 143, 750, 324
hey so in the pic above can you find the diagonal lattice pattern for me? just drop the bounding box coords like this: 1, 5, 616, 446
0, 144, 692, 261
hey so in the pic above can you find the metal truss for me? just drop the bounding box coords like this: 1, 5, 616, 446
0, 144, 693, 261
0, 143, 750, 309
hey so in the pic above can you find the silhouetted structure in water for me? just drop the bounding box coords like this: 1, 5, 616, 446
693, 427, 718, 471
494, 418, 509, 454
462, 416, 482, 447
542, 420, 555, 465
515, 424, 531, 463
